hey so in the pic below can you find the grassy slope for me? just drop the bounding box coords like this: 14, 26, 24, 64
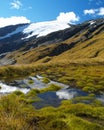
0, 25, 104, 93
4, 23, 104, 65
0, 21, 104, 130
51, 32, 104, 63
0, 88, 104, 130
1, 25, 104, 64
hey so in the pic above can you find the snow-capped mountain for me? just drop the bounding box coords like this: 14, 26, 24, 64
0, 20, 70, 40
0, 24, 28, 40
23, 21, 70, 38
0, 20, 71, 54
0, 18, 103, 55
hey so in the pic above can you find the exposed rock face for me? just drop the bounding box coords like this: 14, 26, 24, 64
0, 18, 103, 65
0, 18, 103, 54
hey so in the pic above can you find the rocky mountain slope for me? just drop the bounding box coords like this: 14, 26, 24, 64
0, 18, 104, 65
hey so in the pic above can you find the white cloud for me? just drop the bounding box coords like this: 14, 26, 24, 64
56, 12, 79, 23
84, 9, 96, 15
84, 7, 104, 16
98, 7, 104, 15
11, 0, 22, 9
56, 90, 77, 100
0, 16, 30, 28
22, 12, 79, 39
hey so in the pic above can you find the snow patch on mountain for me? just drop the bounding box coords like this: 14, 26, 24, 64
0, 24, 28, 40
89, 20, 96, 25
23, 21, 70, 39
0, 21, 70, 40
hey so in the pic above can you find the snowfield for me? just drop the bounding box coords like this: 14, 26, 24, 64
0, 21, 70, 40
23, 21, 70, 38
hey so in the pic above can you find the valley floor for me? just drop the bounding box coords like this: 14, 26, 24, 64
0, 62, 104, 129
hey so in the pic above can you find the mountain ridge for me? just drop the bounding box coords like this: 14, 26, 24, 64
0, 18, 104, 65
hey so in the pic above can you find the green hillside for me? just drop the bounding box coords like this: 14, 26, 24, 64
0, 18, 104, 130
3, 19, 104, 65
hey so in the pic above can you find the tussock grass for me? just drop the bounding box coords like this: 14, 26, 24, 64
0, 83, 104, 129
0, 94, 39, 130
0, 62, 104, 93
0, 24, 104, 129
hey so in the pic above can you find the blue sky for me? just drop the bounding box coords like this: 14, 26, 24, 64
0, 0, 104, 27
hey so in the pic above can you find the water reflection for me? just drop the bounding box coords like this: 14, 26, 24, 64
33, 91, 61, 109
56, 88, 88, 100
0, 82, 30, 94
0, 75, 104, 108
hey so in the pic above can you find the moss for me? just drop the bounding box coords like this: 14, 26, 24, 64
69, 116, 103, 130
0, 92, 104, 130
19, 96, 41, 104
28, 79, 34, 84
88, 93, 96, 97
82, 86, 96, 93
19, 84, 28, 88
0, 94, 40, 130
13, 90, 24, 96
27, 89, 40, 97
40, 83, 62, 93
49, 119, 69, 130
0, 20, 104, 129
42, 77, 50, 84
